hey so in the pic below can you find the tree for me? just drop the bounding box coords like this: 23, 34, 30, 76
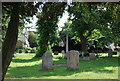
2, 3, 20, 81
36, 2, 66, 57
2, 2, 39, 80
28, 32, 38, 48
68, 3, 100, 56
68, 2, 119, 56
59, 21, 73, 52
106, 2, 120, 45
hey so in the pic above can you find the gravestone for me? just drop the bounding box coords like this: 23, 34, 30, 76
67, 50, 79, 70
108, 49, 113, 57
61, 50, 66, 58
83, 57, 90, 60
90, 54, 96, 59
42, 51, 53, 70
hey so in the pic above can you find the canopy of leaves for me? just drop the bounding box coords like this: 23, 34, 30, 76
2, 2, 41, 40
36, 2, 66, 57
68, 2, 120, 45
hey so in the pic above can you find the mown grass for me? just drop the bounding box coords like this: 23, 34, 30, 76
5, 52, 120, 79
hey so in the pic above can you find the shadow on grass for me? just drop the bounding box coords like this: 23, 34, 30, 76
12, 57, 42, 63
6, 57, 119, 79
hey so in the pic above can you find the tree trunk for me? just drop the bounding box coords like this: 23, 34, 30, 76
79, 32, 88, 56
66, 34, 69, 53
2, 4, 20, 81
35, 39, 49, 57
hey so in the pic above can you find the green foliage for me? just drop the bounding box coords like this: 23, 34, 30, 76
30, 47, 36, 53
23, 47, 32, 50
28, 32, 38, 48
67, 2, 120, 50
49, 36, 60, 47
97, 3, 120, 45
84, 52, 90, 57
54, 51, 59, 55
59, 21, 75, 44
69, 3, 101, 36
16, 47, 36, 53
16, 49, 23, 53
2, 2, 41, 41
23, 47, 35, 53
36, 45, 47, 57
36, 3, 66, 57
106, 2, 120, 22
67, 3, 103, 54
88, 29, 104, 41
2, 8, 10, 39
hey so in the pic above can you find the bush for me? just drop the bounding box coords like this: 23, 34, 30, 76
84, 52, 90, 57
30, 47, 36, 53
35, 45, 48, 57
54, 51, 58, 55
23, 47, 32, 50
18, 49, 22, 53
25, 50, 29, 53
23, 47, 32, 53
16, 48, 22, 53
30, 50, 35, 53
28, 32, 38, 48
18, 46, 23, 49
113, 52, 117, 55
16, 47, 34, 53
79, 52, 82, 57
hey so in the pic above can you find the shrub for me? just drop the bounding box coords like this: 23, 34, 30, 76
54, 51, 58, 55
18, 49, 22, 53
30, 50, 35, 53
16, 48, 22, 53
30, 47, 36, 53
36, 46, 47, 57
25, 50, 29, 53
79, 52, 82, 57
84, 52, 90, 57
28, 32, 38, 48
23, 47, 32, 50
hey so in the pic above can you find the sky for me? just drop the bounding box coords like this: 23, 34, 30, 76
25, 11, 69, 31
57, 11, 69, 31
24, 15, 38, 31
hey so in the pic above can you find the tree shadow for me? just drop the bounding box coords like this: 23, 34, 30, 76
12, 57, 42, 63
6, 57, 119, 79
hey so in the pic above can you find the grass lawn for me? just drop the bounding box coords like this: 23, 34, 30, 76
5, 52, 120, 79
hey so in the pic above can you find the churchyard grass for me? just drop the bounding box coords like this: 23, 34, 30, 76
6, 52, 119, 79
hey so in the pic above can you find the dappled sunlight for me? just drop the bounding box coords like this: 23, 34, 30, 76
14, 53, 35, 59
98, 53, 119, 57
9, 61, 42, 67
2, 1, 120, 80
6, 53, 119, 79
9, 53, 42, 68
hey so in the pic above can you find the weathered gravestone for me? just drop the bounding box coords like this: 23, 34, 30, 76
108, 49, 113, 57
90, 54, 96, 59
42, 51, 53, 70
67, 50, 79, 70
83, 57, 90, 60
61, 50, 66, 58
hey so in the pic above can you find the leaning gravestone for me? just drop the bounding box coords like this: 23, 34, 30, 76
42, 51, 53, 70
67, 50, 79, 70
